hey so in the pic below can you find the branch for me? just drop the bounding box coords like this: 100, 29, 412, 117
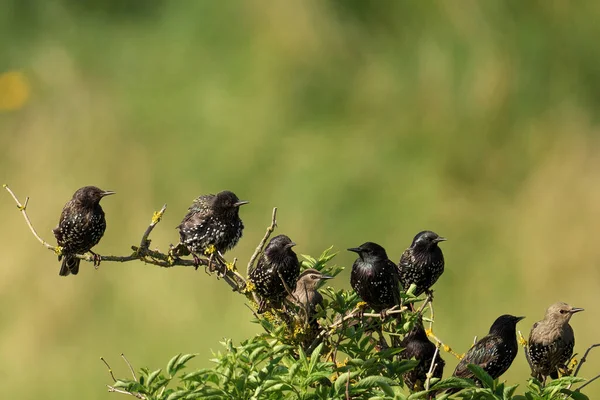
573, 343, 600, 378
424, 345, 440, 391
577, 373, 600, 392
247, 207, 277, 276
4, 185, 249, 292
107, 385, 146, 399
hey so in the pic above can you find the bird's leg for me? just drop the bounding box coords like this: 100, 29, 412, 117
89, 250, 101, 268
424, 289, 435, 302
215, 250, 228, 277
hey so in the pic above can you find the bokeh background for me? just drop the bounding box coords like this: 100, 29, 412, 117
1, 1, 599, 398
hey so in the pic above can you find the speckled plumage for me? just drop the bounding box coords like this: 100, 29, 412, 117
250, 235, 300, 312
349, 242, 401, 313
53, 186, 115, 276
398, 231, 446, 297
177, 191, 247, 257
453, 315, 524, 385
526, 302, 583, 382
399, 317, 445, 392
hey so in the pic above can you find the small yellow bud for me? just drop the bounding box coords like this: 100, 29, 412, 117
204, 245, 216, 256
226, 262, 236, 271
356, 301, 367, 309
151, 210, 163, 225
245, 281, 256, 292
425, 328, 433, 336
443, 345, 451, 353
54, 246, 63, 256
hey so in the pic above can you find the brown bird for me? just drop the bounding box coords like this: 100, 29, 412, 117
287, 268, 333, 323
526, 302, 583, 384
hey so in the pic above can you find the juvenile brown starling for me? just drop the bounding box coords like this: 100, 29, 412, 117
399, 316, 445, 392
348, 242, 401, 315
526, 302, 583, 383
453, 315, 524, 386
287, 268, 333, 322
398, 231, 446, 297
249, 234, 300, 313
177, 191, 248, 264
52, 186, 115, 276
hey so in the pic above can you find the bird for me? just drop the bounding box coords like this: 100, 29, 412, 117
249, 234, 300, 313
526, 302, 584, 384
348, 242, 402, 316
399, 316, 445, 392
452, 314, 524, 387
287, 268, 334, 323
52, 186, 115, 276
398, 231, 446, 298
176, 190, 248, 267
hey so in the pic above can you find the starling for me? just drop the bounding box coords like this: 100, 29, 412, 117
398, 231, 446, 297
453, 314, 524, 385
52, 186, 115, 276
177, 190, 248, 265
348, 242, 401, 315
526, 302, 583, 383
249, 234, 300, 313
399, 316, 445, 392
287, 268, 333, 323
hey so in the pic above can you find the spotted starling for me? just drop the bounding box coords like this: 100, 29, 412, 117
399, 316, 445, 392
287, 268, 333, 323
249, 234, 300, 313
453, 314, 524, 386
349, 242, 401, 315
52, 186, 115, 276
398, 231, 446, 297
526, 302, 583, 383
177, 191, 248, 264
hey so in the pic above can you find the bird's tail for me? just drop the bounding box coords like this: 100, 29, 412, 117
59, 256, 80, 276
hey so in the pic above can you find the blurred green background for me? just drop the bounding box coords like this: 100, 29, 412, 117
1, 1, 599, 398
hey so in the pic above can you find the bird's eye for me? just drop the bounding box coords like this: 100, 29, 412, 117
311, 274, 318, 279
560, 309, 568, 314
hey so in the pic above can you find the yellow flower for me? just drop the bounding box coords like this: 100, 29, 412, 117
245, 281, 256, 292
204, 245, 216, 256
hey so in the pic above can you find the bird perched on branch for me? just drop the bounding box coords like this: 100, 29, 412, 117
452, 314, 524, 388
398, 231, 446, 298
399, 316, 445, 392
287, 268, 333, 323
176, 190, 248, 268
53, 186, 115, 276
348, 242, 401, 317
526, 302, 583, 384
249, 234, 300, 313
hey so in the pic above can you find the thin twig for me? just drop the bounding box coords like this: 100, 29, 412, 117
573, 343, 600, 377
576, 374, 600, 392
247, 207, 277, 276
345, 369, 351, 400
4, 185, 54, 249
424, 346, 440, 391
121, 354, 137, 382
107, 385, 146, 399
101, 357, 117, 382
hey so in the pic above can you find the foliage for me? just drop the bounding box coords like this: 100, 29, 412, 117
105, 249, 593, 400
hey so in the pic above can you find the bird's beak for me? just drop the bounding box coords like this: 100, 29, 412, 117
434, 237, 447, 243
286, 242, 297, 248
570, 308, 584, 314
347, 247, 361, 254
320, 274, 334, 280
101, 191, 116, 197
516, 316, 526, 322
234, 200, 249, 207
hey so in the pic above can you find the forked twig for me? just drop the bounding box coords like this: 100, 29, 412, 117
247, 207, 277, 276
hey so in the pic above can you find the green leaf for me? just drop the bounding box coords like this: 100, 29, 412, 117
560, 389, 589, 400
167, 354, 182, 376
166, 389, 188, 400
467, 364, 495, 389
147, 368, 162, 388
430, 377, 474, 391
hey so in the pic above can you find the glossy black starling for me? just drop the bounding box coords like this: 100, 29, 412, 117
52, 186, 115, 276
399, 316, 445, 392
249, 234, 300, 313
287, 268, 333, 322
526, 302, 583, 383
453, 315, 524, 385
398, 231, 446, 297
177, 191, 248, 263
349, 242, 401, 315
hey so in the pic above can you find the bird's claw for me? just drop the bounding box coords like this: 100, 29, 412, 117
89, 251, 101, 268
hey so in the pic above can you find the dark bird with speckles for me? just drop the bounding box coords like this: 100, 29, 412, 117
53, 186, 115, 276
287, 268, 333, 323
526, 302, 583, 384
452, 314, 524, 388
349, 242, 401, 316
399, 316, 445, 392
249, 234, 300, 313
398, 231, 446, 298
177, 191, 248, 265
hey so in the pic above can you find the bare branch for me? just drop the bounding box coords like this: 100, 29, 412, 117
573, 343, 600, 378
107, 385, 146, 399
100, 357, 117, 382
577, 373, 600, 392
247, 207, 277, 276
424, 345, 440, 391
121, 354, 137, 382
4, 185, 54, 249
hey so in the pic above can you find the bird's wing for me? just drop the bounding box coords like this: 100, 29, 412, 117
453, 335, 500, 378
398, 248, 411, 274
178, 195, 214, 227
387, 258, 402, 305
